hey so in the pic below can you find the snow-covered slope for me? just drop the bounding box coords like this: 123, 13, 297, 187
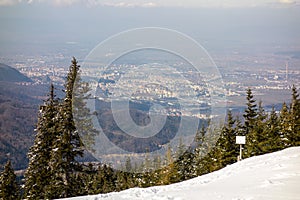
66, 147, 300, 200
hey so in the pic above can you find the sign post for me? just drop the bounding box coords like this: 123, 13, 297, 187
236, 136, 246, 161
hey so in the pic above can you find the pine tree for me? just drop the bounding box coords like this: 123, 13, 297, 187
192, 126, 207, 176
81, 163, 97, 195
150, 156, 162, 185
259, 107, 283, 153
115, 171, 126, 191
193, 124, 220, 176
279, 102, 292, 147
289, 85, 300, 146
159, 145, 176, 185
243, 88, 258, 132
243, 88, 259, 157
174, 151, 195, 182
73, 70, 99, 152
215, 110, 239, 167
173, 138, 194, 182
253, 100, 268, 155
101, 164, 116, 193
24, 84, 59, 199
0, 160, 19, 200
90, 166, 105, 194
48, 57, 84, 198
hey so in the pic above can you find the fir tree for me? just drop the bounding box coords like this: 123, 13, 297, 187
215, 110, 239, 167
115, 171, 134, 191
193, 124, 221, 176
0, 160, 19, 200
24, 84, 59, 199
73, 70, 99, 152
192, 126, 207, 176
243, 88, 258, 132
174, 151, 195, 182
259, 107, 283, 153
101, 164, 116, 193
174, 138, 195, 181
243, 88, 259, 157
81, 163, 97, 195
289, 85, 300, 146
48, 57, 84, 198
279, 102, 291, 147
254, 100, 268, 155
90, 166, 105, 194
159, 145, 176, 185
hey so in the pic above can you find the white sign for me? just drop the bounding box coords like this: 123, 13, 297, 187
236, 136, 246, 144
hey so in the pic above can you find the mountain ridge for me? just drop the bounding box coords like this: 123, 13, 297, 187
0, 63, 32, 82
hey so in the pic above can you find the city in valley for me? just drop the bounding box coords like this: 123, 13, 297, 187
1, 42, 299, 110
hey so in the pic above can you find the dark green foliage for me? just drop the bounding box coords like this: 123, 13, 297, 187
279, 102, 291, 147
0, 160, 19, 200
24, 84, 59, 199
243, 88, 258, 131
258, 107, 283, 153
48, 57, 84, 198
174, 151, 195, 182
24, 58, 89, 199
115, 171, 134, 191
242, 87, 300, 158
215, 110, 239, 166
173, 139, 194, 182
253, 101, 268, 155
288, 85, 300, 146
89, 164, 117, 194
243, 88, 259, 157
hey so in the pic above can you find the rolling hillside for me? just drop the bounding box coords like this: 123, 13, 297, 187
0, 64, 43, 169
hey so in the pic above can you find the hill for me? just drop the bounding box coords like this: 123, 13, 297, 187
0, 82, 47, 170
66, 147, 300, 200
0, 63, 32, 82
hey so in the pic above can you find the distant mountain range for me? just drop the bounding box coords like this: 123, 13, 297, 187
0, 63, 32, 82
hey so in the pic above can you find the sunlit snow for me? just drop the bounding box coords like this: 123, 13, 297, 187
64, 147, 300, 200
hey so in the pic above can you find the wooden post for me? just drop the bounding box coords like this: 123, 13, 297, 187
239, 144, 242, 161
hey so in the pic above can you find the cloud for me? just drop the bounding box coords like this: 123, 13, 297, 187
52, 0, 80, 7
83, 0, 300, 8
0, 0, 83, 6
100, 1, 158, 8
1, 0, 299, 7
278, 0, 295, 3
0, 0, 157, 7
0, 0, 18, 6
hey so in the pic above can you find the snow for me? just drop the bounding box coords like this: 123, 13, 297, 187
65, 147, 300, 200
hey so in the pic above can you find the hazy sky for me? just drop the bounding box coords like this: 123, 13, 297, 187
0, 0, 300, 7
0, 0, 299, 56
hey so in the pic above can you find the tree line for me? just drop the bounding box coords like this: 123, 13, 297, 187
0, 58, 299, 199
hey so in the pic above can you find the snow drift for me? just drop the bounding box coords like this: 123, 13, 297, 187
65, 147, 300, 200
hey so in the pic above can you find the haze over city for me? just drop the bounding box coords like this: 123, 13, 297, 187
0, 0, 300, 199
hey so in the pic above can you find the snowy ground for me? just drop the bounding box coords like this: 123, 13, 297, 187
65, 147, 300, 200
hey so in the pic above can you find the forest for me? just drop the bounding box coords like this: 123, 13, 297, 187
0, 58, 299, 199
